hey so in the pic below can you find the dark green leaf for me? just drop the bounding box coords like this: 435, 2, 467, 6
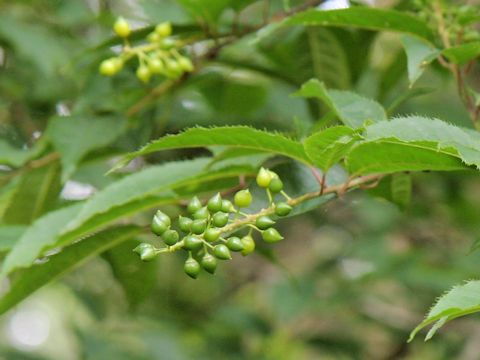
442, 42, 480, 65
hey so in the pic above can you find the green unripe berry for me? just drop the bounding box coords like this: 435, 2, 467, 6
155, 22, 172, 37
187, 196, 202, 214
221, 199, 235, 213
113, 17, 131, 38
191, 219, 207, 235
226, 237, 244, 252
133, 243, 157, 261
256, 167, 272, 188
151, 217, 168, 236
99, 58, 122, 76
136, 65, 151, 83
178, 216, 193, 233
212, 212, 229, 227
207, 193, 222, 213
256, 215, 275, 230
184, 257, 200, 279
201, 253, 217, 274
159, 38, 176, 50
213, 244, 232, 260
133, 242, 152, 255
148, 58, 164, 73
162, 229, 179, 246
269, 178, 283, 193
241, 236, 255, 256
147, 32, 160, 43
275, 202, 292, 216
193, 206, 210, 220
183, 235, 203, 250
234, 189, 252, 208
178, 57, 194, 72
262, 228, 284, 243
204, 228, 221, 242
164, 58, 182, 78
154, 210, 171, 226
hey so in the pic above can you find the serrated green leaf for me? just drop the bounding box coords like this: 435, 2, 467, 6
111, 126, 311, 171
283, 7, 434, 42
409, 280, 480, 341
303, 126, 360, 171
46, 115, 127, 181
346, 141, 468, 174
0, 226, 26, 252
391, 173, 412, 208
0, 225, 141, 316
442, 42, 480, 65
401, 35, 439, 87
3, 162, 62, 224
294, 79, 387, 127
1, 159, 251, 276
103, 239, 157, 310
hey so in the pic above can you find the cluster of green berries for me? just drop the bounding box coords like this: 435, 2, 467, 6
99, 17, 194, 83
134, 168, 294, 279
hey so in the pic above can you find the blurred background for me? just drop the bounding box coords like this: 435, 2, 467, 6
1, 0, 480, 359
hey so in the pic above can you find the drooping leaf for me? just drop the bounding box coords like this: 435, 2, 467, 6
294, 79, 387, 127
283, 7, 434, 42
409, 280, 480, 341
401, 35, 439, 87
303, 126, 360, 171
3, 162, 62, 224
0, 225, 141, 316
46, 115, 128, 181
442, 42, 480, 65
391, 173, 412, 209
0, 226, 26, 252
111, 126, 311, 171
103, 239, 157, 310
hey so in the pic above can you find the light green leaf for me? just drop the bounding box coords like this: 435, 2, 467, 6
283, 7, 434, 42
46, 115, 127, 181
0, 139, 45, 167
0, 226, 26, 252
0, 225, 141, 316
294, 79, 387, 127
442, 42, 480, 65
346, 141, 467, 174
303, 126, 360, 171
363, 116, 480, 169
1, 203, 84, 277
111, 126, 311, 171
409, 280, 480, 341
3, 162, 62, 224
391, 173, 412, 208
401, 35, 439, 87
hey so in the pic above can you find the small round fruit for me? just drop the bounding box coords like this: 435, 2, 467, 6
221, 199, 234, 213
191, 219, 207, 235
113, 17, 131, 37
213, 244, 231, 260
269, 178, 283, 193
226, 237, 244, 252
164, 58, 182, 77
99, 58, 121, 76
262, 228, 284, 243
234, 189, 252, 208
155, 22, 172, 37
187, 196, 202, 214
147, 32, 160, 43
178, 216, 193, 233
184, 257, 200, 279
207, 193, 222, 213
256, 167, 272, 188
133, 242, 152, 255
162, 229, 179, 246
201, 253, 217, 274
148, 58, 164, 73
154, 210, 171, 226
204, 228, 221, 242
140, 247, 157, 261
255, 215, 275, 230
241, 236, 255, 256
212, 212, 229, 227
183, 235, 203, 250
136, 65, 151, 83
275, 202, 292, 217
159, 37, 176, 50
178, 57, 194, 72
193, 206, 210, 220
151, 217, 168, 236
